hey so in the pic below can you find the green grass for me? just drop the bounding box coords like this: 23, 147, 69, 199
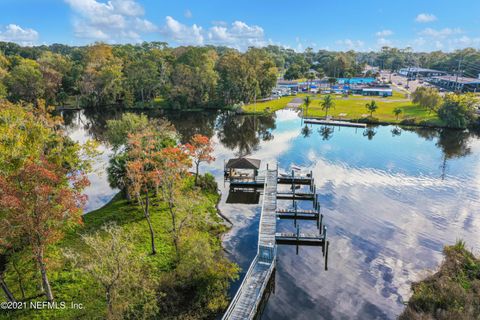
243, 93, 445, 127
1, 176, 232, 320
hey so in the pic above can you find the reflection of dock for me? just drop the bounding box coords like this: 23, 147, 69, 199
304, 118, 367, 128
223, 161, 330, 320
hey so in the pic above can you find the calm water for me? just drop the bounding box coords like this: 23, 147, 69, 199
63, 108, 480, 320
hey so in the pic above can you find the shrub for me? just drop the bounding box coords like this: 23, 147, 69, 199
399, 241, 480, 320
196, 173, 218, 193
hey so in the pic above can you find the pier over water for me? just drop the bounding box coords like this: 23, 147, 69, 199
223, 165, 329, 320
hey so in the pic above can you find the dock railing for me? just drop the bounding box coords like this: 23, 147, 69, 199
222, 255, 260, 320
248, 247, 276, 319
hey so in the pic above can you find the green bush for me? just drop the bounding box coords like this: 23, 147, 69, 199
196, 173, 218, 193
400, 241, 480, 320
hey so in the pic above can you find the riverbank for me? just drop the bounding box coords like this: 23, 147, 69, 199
400, 241, 480, 320
1, 175, 238, 320
242, 93, 446, 127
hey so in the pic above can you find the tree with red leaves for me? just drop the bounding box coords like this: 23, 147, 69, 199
126, 129, 193, 257
186, 134, 215, 185
153, 146, 192, 258
125, 132, 161, 255
0, 159, 88, 301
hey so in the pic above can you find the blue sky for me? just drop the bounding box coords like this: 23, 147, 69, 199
1, 0, 479, 52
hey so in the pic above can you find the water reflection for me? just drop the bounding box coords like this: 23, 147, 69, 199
216, 112, 276, 157
226, 189, 261, 204
301, 124, 312, 138
163, 110, 217, 142
318, 126, 334, 141
62, 108, 480, 320
363, 127, 377, 140
391, 127, 402, 137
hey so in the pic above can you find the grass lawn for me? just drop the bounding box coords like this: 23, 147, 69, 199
1, 176, 234, 320
242, 93, 444, 126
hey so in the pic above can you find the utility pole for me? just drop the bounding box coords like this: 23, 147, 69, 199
455, 58, 463, 92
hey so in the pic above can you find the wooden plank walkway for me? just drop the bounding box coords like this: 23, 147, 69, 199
222, 169, 278, 320
304, 118, 367, 128
276, 191, 315, 200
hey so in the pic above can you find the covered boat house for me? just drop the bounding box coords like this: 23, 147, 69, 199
224, 157, 264, 187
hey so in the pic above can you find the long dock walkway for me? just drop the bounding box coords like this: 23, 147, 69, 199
222, 169, 278, 320
304, 118, 367, 128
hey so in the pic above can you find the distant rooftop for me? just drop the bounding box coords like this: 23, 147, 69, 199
400, 67, 447, 73
363, 88, 393, 92
432, 76, 480, 84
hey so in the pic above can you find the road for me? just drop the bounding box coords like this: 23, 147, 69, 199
379, 70, 433, 95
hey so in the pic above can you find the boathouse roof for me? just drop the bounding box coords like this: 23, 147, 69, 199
225, 157, 261, 170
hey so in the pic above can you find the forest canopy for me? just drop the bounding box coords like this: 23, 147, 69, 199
1, 41, 480, 109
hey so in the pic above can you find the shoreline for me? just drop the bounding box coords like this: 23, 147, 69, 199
242, 109, 468, 130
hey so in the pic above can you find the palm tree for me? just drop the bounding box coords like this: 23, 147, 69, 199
393, 107, 402, 120
303, 96, 312, 118
321, 95, 335, 118
365, 100, 378, 117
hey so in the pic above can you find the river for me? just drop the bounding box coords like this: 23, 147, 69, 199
63, 108, 480, 320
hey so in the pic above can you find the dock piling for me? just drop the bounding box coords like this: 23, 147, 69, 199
324, 241, 329, 271
296, 225, 300, 255
294, 201, 297, 227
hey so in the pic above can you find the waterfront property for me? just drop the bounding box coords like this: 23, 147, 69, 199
223, 161, 328, 320
56, 108, 480, 319
242, 92, 444, 126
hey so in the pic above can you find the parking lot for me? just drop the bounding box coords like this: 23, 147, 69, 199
379, 71, 429, 94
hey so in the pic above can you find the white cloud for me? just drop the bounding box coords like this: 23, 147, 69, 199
415, 13, 437, 23
184, 9, 192, 19
162, 16, 204, 45
64, 0, 157, 42
412, 32, 480, 52
208, 21, 265, 49
377, 37, 393, 47
375, 29, 393, 37
335, 39, 365, 50
0, 24, 39, 45
451, 35, 480, 47
413, 37, 427, 47
161, 17, 267, 50
419, 27, 463, 38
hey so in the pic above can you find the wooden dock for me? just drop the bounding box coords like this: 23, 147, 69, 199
228, 170, 314, 190
223, 168, 329, 320
304, 118, 367, 128
222, 169, 278, 320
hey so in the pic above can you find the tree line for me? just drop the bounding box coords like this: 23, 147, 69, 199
263, 45, 480, 80
3, 40, 480, 110
0, 41, 278, 109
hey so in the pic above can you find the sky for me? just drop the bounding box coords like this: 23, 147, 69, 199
0, 0, 480, 52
